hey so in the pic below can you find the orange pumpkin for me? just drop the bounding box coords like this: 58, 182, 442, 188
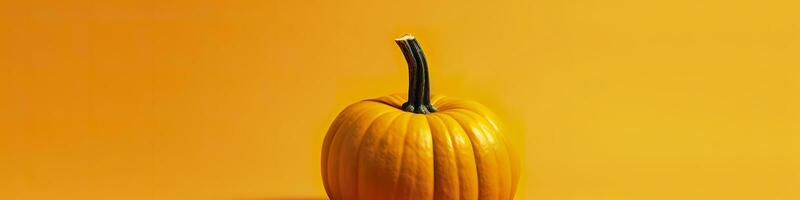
322, 34, 520, 200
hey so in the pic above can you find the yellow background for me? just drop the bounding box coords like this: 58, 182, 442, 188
1, 0, 799, 199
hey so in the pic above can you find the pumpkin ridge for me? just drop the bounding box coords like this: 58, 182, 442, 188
447, 110, 503, 200
321, 114, 344, 197
432, 97, 452, 110
444, 117, 472, 200
390, 113, 413, 199
442, 112, 485, 200
364, 99, 403, 111
427, 114, 460, 200
330, 104, 391, 199
384, 113, 414, 199
414, 115, 435, 199
356, 111, 408, 199
386, 94, 407, 106
374, 95, 404, 108
441, 114, 481, 200
354, 110, 404, 200
430, 95, 446, 106
325, 103, 378, 199
426, 115, 439, 200
449, 107, 520, 198
322, 104, 362, 198
443, 115, 463, 200
454, 109, 512, 200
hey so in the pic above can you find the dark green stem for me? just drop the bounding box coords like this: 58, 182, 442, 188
396, 34, 436, 114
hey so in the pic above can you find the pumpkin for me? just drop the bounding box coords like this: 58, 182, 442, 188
322, 34, 520, 200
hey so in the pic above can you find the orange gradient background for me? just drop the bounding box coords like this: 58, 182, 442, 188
2, 0, 799, 199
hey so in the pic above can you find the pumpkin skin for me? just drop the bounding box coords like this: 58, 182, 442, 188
321, 35, 520, 200
322, 94, 520, 200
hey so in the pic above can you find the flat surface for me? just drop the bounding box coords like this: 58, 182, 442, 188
1, 0, 799, 199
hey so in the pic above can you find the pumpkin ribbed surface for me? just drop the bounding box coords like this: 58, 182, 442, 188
321, 94, 520, 200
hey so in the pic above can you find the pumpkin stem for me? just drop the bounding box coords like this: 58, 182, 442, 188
395, 34, 437, 114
